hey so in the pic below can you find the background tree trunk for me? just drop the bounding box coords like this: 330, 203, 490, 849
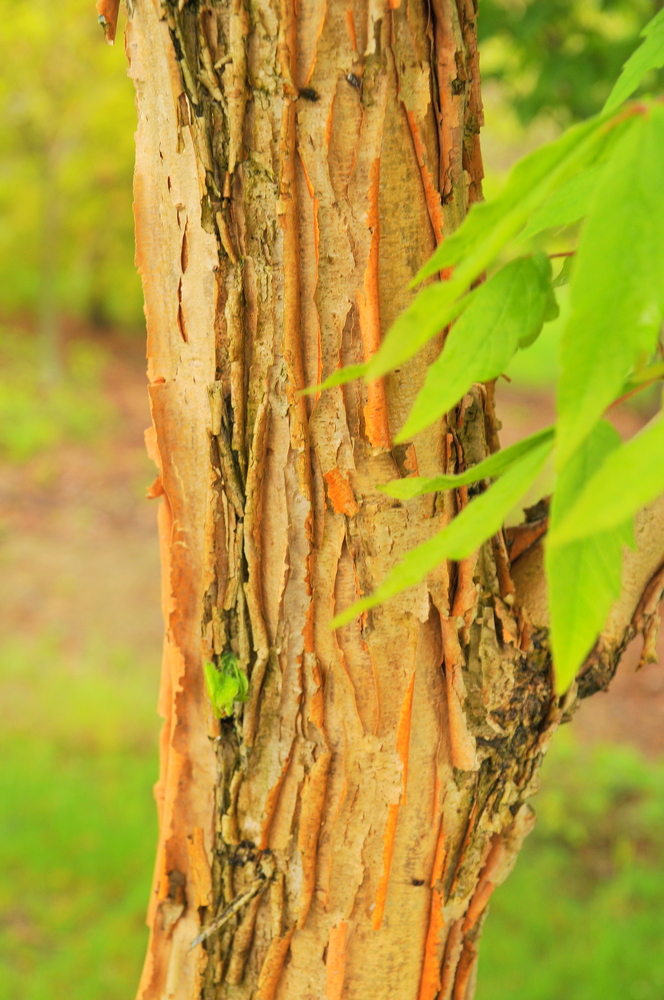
127, 1, 664, 998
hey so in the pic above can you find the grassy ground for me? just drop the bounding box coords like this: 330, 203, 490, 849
0, 326, 162, 999
0, 632, 159, 999
0, 710, 156, 999
1, 325, 664, 999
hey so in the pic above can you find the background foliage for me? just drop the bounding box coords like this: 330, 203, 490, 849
479, 0, 664, 123
0, 327, 114, 461
0, 0, 141, 329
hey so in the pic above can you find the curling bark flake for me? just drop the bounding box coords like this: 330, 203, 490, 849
126, 1, 664, 999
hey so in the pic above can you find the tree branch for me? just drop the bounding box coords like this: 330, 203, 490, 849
512, 493, 664, 699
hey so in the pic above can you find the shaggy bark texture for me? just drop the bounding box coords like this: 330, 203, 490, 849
125, 1, 664, 998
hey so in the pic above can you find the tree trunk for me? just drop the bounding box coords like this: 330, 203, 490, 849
126, 2, 664, 998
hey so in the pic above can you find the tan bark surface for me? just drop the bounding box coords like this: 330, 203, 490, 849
129, 6, 221, 994
127, 2, 664, 999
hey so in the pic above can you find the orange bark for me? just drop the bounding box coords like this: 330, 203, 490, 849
357, 156, 391, 451
256, 931, 296, 1000
96, 0, 120, 43
418, 889, 446, 1000
126, 2, 657, 999
325, 921, 349, 1000
128, 0, 491, 994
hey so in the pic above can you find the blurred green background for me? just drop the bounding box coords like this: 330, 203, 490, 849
1, 0, 664, 998
0, 0, 142, 335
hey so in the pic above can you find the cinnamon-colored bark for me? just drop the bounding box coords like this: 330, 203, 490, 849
126, 2, 664, 999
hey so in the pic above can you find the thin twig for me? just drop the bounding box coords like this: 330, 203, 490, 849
189, 878, 269, 951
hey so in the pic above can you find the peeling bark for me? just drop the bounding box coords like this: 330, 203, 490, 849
127, 2, 664, 999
